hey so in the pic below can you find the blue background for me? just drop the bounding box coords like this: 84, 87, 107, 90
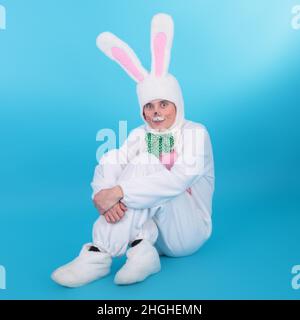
0, 0, 300, 299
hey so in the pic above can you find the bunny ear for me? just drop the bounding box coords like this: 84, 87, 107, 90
150, 13, 174, 77
96, 32, 148, 83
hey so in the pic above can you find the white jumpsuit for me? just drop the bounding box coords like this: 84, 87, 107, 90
91, 120, 215, 258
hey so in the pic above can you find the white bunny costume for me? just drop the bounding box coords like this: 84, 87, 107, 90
51, 13, 215, 287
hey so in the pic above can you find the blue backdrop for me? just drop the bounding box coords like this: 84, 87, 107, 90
0, 0, 300, 299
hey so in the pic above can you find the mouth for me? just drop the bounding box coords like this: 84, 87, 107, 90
152, 116, 165, 124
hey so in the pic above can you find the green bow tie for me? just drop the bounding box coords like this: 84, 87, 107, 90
145, 132, 175, 158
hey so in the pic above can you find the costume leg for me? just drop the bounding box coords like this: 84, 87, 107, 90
97, 152, 166, 285
153, 177, 213, 257
114, 151, 213, 258
92, 151, 167, 257
51, 153, 161, 287
92, 208, 159, 257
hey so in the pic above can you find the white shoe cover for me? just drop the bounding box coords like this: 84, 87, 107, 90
114, 240, 161, 285
51, 243, 112, 288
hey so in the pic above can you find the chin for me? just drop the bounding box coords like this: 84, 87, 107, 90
156, 127, 168, 132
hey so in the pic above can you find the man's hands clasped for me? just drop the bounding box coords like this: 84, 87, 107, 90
93, 185, 127, 224
102, 201, 127, 223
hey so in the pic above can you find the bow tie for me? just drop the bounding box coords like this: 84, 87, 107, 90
145, 132, 175, 158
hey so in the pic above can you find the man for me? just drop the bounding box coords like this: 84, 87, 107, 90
51, 13, 215, 287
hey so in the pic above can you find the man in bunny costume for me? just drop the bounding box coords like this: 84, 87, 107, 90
51, 13, 214, 287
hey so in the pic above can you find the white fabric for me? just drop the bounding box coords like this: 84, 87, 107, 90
91, 120, 214, 258
96, 13, 185, 136
92, 207, 159, 257
51, 243, 112, 288
91, 13, 215, 283
96, 31, 148, 83
114, 239, 161, 285
150, 13, 173, 78
136, 74, 185, 135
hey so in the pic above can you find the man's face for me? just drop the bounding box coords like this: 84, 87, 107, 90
143, 99, 177, 132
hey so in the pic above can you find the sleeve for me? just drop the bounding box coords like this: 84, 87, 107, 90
90, 160, 119, 200
118, 126, 214, 209
90, 127, 143, 199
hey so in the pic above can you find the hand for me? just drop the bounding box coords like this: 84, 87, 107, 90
93, 186, 124, 214
104, 201, 127, 224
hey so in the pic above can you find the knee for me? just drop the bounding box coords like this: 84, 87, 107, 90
165, 228, 212, 258
93, 215, 105, 229
92, 215, 113, 236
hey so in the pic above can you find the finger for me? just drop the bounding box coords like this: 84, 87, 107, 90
113, 203, 123, 218
115, 209, 124, 220
104, 202, 118, 215
115, 206, 125, 218
110, 210, 121, 222
115, 204, 125, 217
108, 213, 116, 223
119, 201, 127, 209
119, 205, 126, 214
108, 211, 116, 223
119, 202, 127, 211
104, 213, 111, 223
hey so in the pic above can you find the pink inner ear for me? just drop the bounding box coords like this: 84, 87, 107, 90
111, 46, 144, 82
154, 32, 167, 77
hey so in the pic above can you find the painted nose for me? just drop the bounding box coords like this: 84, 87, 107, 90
153, 108, 161, 116
153, 105, 161, 113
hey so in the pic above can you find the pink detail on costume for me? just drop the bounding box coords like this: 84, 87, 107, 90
153, 32, 167, 77
159, 150, 192, 196
186, 187, 192, 195
159, 150, 178, 171
111, 46, 145, 82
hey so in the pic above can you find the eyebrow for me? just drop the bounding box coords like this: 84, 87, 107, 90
144, 100, 169, 108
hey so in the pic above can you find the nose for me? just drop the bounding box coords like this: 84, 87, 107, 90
153, 104, 160, 114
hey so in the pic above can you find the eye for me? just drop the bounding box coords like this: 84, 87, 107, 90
144, 103, 153, 110
160, 101, 169, 108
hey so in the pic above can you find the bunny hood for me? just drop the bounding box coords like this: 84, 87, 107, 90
96, 13, 185, 135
